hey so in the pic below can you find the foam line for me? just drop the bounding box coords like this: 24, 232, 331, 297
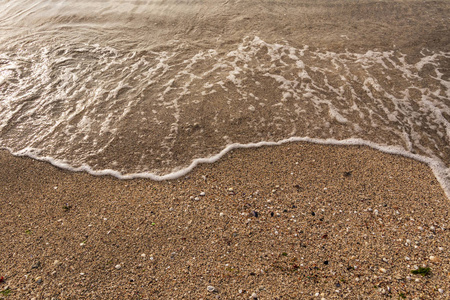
1, 37, 449, 200
2, 137, 449, 199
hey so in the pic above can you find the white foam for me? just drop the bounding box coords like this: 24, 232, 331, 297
328, 106, 348, 124
1, 36, 449, 200
3, 137, 449, 199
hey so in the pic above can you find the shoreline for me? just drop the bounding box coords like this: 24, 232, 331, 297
3, 137, 449, 199
1, 142, 449, 299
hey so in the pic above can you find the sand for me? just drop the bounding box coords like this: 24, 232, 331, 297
0, 142, 449, 299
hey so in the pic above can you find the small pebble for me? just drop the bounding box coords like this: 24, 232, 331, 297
429, 255, 439, 262
379, 268, 387, 273
394, 274, 403, 280
199, 192, 205, 196
141, 253, 146, 258
438, 288, 444, 294
219, 212, 224, 217
35, 276, 42, 284
115, 264, 122, 270
207, 286, 216, 293
251, 292, 258, 299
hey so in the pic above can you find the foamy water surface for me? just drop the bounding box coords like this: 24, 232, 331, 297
0, 0, 449, 196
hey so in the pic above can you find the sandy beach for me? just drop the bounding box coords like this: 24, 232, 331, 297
1, 143, 449, 299
1, 0, 449, 299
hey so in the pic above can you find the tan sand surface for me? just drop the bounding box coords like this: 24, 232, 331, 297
0, 143, 449, 299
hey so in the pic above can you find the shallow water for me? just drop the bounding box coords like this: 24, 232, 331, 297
0, 0, 449, 194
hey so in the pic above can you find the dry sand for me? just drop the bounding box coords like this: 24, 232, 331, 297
1, 143, 449, 299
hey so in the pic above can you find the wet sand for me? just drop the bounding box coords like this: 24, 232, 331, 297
1, 0, 450, 177
1, 143, 449, 299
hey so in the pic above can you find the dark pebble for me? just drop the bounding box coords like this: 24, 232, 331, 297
270, 212, 274, 217
252, 211, 259, 218
343, 171, 352, 177
311, 212, 315, 216
336, 283, 341, 287
324, 261, 329, 265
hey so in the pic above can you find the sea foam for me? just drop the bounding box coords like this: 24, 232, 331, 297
1, 37, 449, 197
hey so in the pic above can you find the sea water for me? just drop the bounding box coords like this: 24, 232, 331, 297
0, 0, 449, 196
